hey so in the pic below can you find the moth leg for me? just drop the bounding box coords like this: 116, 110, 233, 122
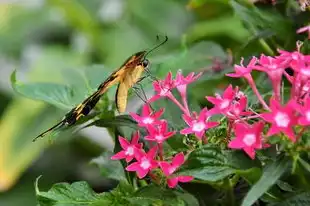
145, 68, 159, 82
132, 84, 155, 112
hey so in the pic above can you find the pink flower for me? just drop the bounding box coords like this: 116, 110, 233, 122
260, 99, 298, 142
226, 57, 257, 79
159, 153, 194, 188
126, 146, 158, 178
175, 70, 202, 97
297, 25, 310, 39
296, 97, 310, 126
145, 120, 175, 144
130, 104, 164, 128
228, 122, 267, 159
149, 72, 175, 102
180, 108, 219, 139
206, 84, 235, 115
277, 49, 306, 69
111, 131, 143, 162
253, 54, 285, 101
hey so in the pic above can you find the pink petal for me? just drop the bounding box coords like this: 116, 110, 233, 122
136, 168, 149, 179
283, 127, 296, 142
195, 131, 205, 139
182, 114, 193, 126
126, 162, 140, 171
223, 84, 234, 99
266, 125, 281, 137
142, 104, 152, 116
160, 120, 168, 133
159, 162, 171, 176
178, 176, 194, 183
206, 96, 221, 105
125, 155, 134, 162
134, 149, 146, 161
228, 138, 244, 149
167, 177, 179, 188
131, 131, 140, 144
111, 151, 127, 160
180, 128, 193, 135
147, 146, 158, 159
165, 131, 176, 139
172, 153, 185, 168
243, 147, 256, 159
206, 121, 219, 128
153, 108, 165, 119
130, 113, 142, 122
118, 136, 130, 149
198, 108, 208, 121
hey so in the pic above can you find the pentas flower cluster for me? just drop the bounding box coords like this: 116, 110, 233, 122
111, 41, 310, 188
223, 42, 310, 158
112, 70, 207, 188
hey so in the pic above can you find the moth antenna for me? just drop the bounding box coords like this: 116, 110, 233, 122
144, 35, 168, 58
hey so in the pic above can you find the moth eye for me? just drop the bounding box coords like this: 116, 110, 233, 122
142, 59, 149, 68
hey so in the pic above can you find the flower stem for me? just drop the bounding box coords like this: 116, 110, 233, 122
247, 76, 270, 111
158, 143, 164, 161
167, 93, 190, 116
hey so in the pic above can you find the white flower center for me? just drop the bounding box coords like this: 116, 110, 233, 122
301, 68, 310, 76
142, 117, 154, 124
155, 135, 164, 141
274, 112, 290, 127
125, 146, 134, 156
292, 53, 298, 60
270, 64, 277, 70
160, 87, 169, 96
243, 134, 256, 146
220, 99, 230, 109
306, 111, 310, 121
192, 122, 205, 132
168, 166, 177, 175
140, 158, 151, 169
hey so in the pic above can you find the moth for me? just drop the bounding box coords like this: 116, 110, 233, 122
33, 36, 168, 141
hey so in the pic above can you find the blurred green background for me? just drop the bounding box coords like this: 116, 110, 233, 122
0, 0, 308, 205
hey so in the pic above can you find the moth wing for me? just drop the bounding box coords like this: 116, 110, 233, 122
115, 81, 129, 113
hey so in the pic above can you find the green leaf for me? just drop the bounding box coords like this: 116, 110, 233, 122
298, 157, 310, 173
90, 151, 126, 182
230, 2, 293, 43
90, 181, 135, 206
126, 184, 186, 206
241, 155, 291, 206
35, 177, 103, 206
88, 115, 138, 130
270, 191, 310, 206
177, 145, 260, 182
186, 14, 250, 43
11, 70, 75, 110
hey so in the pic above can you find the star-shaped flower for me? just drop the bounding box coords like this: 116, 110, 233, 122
130, 104, 164, 128
159, 153, 194, 188
228, 122, 268, 159
296, 97, 310, 126
260, 99, 298, 142
180, 108, 219, 139
111, 131, 143, 162
149, 72, 175, 102
144, 120, 175, 144
175, 70, 202, 97
126, 146, 158, 179
226, 56, 257, 79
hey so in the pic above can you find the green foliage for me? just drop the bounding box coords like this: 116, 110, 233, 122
35, 178, 103, 206
177, 145, 261, 181
241, 155, 291, 206
1, 0, 310, 206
